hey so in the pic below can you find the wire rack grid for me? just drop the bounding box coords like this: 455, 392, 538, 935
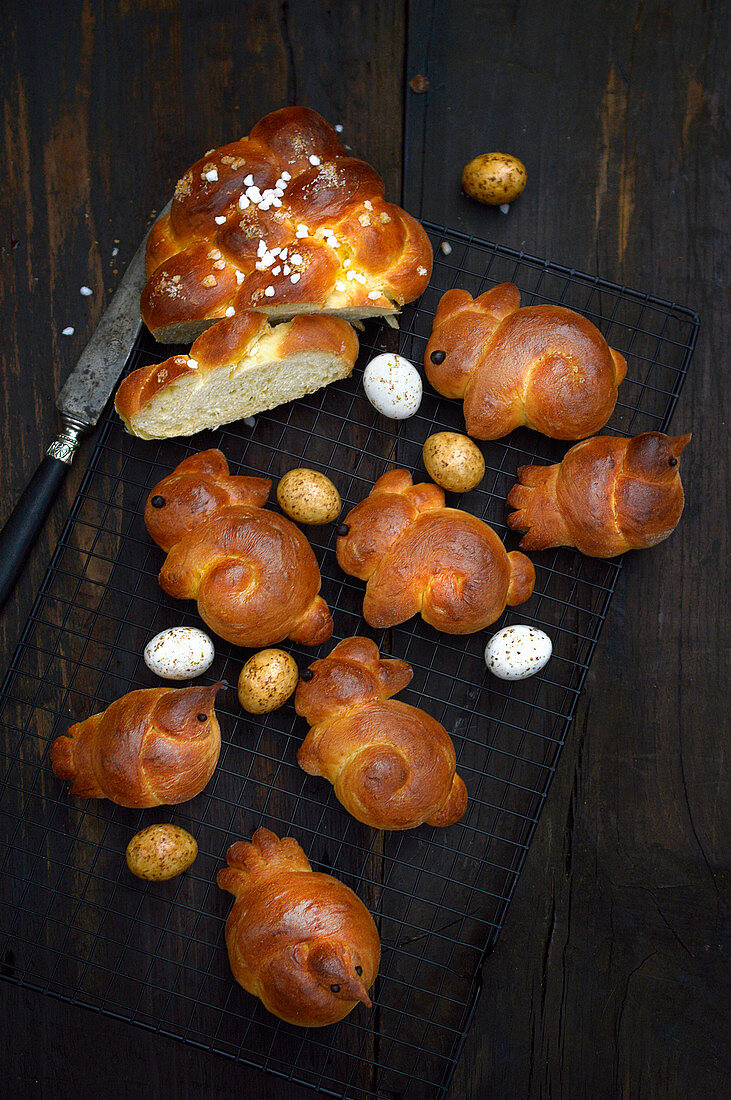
0, 222, 698, 1099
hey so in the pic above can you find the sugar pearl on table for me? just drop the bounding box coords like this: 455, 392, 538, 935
62, 326, 74, 336
440, 241, 452, 255
80, 286, 92, 296
500, 203, 510, 214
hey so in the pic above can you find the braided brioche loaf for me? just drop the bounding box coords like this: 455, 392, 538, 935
295, 638, 468, 830
507, 431, 691, 556
50, 684, 221, 807
145, 450, 333, 647
425, 284, 627, 440
143, 106, 432, 343
115, 311, 358, 439
217, 828, 380, 1026
336, 470, 535, 634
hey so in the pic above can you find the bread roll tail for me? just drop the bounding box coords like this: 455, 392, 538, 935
426, 773, 468, 827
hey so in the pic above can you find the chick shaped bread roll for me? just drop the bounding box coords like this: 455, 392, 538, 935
295, 637, 467, 830
424, 284, 627, 441
144, 449, 332, 648
115, 311, 358, 440
507, 431, 691, 557
50, 684, 222, 808
336, 469, 534, 634
142, 106, 432, 344
217, 828, 380, 1027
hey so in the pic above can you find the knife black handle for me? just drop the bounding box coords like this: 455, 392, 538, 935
0, 457, 70, 609
0, 416, 87, 611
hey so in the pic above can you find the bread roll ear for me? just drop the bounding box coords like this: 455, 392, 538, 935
376, 658, 413, 697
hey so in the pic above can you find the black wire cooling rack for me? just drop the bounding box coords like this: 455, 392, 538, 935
0, 223, 698, 1099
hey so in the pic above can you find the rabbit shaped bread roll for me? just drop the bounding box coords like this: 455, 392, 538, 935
217, 828, 380, 1027
507, 431, 691, 557
145, 449, 333, 647
424, 284, 627, 440
295, 637, 467, 830
336, 469, 534, 634
50, 684, 222, 807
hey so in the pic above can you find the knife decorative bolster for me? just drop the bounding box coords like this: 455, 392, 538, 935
46, 414, 89, 465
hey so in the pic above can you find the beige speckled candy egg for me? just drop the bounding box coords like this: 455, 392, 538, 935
363, 353, 423, 419
125, 824, 198, 881
423, 432, 485, 492
485, 625, 552, 680
144, 627, 215, 680
462, 152, 527, 206
276, 468, 341, 525
238, 649, 299, 714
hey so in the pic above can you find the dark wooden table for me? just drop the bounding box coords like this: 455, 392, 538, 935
1, 2, 727, 1097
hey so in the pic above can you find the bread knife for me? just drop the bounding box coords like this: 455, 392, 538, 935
0, 208, 164, 610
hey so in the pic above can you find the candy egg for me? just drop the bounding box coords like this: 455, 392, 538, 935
238, 649, 299, 714
144, 627, 215, 680
277, 468, 341, 525
484, 624, 552, 680
126, 824, 198, 881
363, 353, 422, 419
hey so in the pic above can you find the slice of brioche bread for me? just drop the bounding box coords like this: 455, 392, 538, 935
115, 312, 358, 439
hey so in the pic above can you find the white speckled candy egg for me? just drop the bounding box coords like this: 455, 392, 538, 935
484, 625, 552, 681
144, 627, 215, 680
363, 353, 423, 419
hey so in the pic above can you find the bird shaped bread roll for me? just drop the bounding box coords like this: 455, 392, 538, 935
144, 449, 333, 647
143, 106, 432, 343
336, 469, 534, 633
295, 637, 467, 830
424, 284, 627, 440
115, 311, 358, 439
507, 432, 691, 556
50, 683, 221, 807
217, 828, 380, 1027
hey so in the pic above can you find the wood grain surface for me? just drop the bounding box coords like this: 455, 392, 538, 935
1, 2, 727, 1098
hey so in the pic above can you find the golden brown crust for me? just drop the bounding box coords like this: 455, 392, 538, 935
144, 449, 332, 647
506, 432, 690, 557
50, 684, 222, 808
294, 638, 467, 830
336, 469, 534, 633
424, 284, 627, 440
142, 107, 432, 339
216, 827, 380, 1027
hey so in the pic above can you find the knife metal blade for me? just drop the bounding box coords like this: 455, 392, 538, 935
56, 203, 167, 428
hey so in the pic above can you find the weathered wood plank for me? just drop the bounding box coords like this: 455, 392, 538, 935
405, 1, 728, 1097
